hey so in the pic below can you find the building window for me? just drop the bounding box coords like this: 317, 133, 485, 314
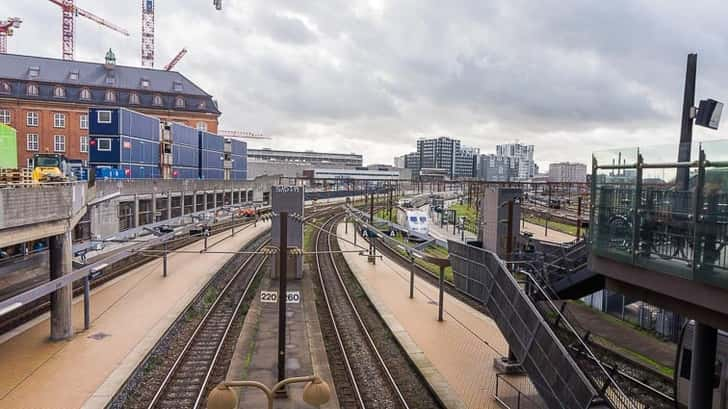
97, 110, 112, 123
26, 134, 39, 151
80, 88, 92, 100
54, 113, 66, 128
153, 94, 163, 106
80, 135, 89, 153
0, 109, 10, 124
68, 71, 79, 81
24, 112, 40, 129
105, 90, 116, 102
54, 86, 66, 98
0, 81, 10, 94
54, 135, 65, 152
28, 66, 40, 77
175, 96, 185, 108
26, 157, 34, 169
97, 138, 112, 151
196, 121, 207, 131
26, 83, 38, 96
173, 81, 183, 92
80, 114, 89, 130
129, 92, 140, 105
140, 78, 150, 88
197, 101, 207, 109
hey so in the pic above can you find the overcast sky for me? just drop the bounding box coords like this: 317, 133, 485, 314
6, 1, 728, 168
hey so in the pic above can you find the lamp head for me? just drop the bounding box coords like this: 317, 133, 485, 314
207, 383, 238, 409
302, 377, 331, 406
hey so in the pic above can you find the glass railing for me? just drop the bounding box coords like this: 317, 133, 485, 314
590, 141, 728, 288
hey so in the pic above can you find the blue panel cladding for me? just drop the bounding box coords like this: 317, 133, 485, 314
231, 153, 246, 170
89, 107, 160, 141
170, 122, 198, 147
120, 136, 160, 164
173, 144, 199, 167
201, 149, 224, 169
200, 168, 224, 179
172, 166, 199, 179
232, 170, 247, 180
123, 164, 161, 179
231, 139, 246, 155
89, 135, 121, 163
199, 131, 224, 152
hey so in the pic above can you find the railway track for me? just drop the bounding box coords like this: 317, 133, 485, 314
312, 213, 443, 409
146, 240, 269, 409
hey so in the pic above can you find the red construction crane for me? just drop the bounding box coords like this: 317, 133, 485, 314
47, 0, 130, 60
218, 130, 272, 140
141, 0, 155, 67
164, 48, 188, 71
0, 17, 22, 54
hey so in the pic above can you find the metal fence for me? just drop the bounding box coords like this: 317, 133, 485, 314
448, 241, 627, 409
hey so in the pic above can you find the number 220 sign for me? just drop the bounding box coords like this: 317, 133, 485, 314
260, 291, 301, 303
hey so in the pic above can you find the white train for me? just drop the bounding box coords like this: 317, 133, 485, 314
397, 209, 429, 237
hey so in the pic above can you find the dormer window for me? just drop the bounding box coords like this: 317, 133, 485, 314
129, 92, 140, 105
105, 90, 116, 102
80, 88, 92, 100
68, 71, 79, 81
140, 78, 150, 88
28, 66, 40, 78
0, 82, 10, 94
54, 86, 66, 98
174, 96, 185, 108
105, 76, 116, 85
153, 94, 163, 106
26, 83, 38, 96
197, 101, 206, 109
173, 81, 183, 92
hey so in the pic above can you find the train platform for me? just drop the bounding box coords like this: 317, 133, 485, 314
336, 223, 540, 409
0, 220, 271, 409
226, 270, 339, 409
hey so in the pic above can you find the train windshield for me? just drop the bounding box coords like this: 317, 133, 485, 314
419, 217, 427, 222
409, 216, 418, 222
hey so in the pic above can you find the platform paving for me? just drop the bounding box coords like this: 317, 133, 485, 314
0, 221, 270, 409
337, 223, 538, 409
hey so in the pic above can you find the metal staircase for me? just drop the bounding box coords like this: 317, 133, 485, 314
449, 241, 637, 409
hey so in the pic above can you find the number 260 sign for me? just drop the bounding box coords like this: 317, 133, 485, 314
260, 290, 300, 303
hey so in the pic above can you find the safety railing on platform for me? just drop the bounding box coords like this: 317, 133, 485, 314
590, 141, 728, 289
495, 373, 545, 409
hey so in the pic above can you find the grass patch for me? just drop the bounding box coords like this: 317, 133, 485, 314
594, 336, 674, 378
202, 286, 219, 307
523, 213, 578, 236
387, 233, 453, 282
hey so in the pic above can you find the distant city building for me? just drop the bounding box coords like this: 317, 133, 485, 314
404, 152, 420, 172
393, 154, 406, 169
496, 142, 536, 180
247, 148, 363, 179
303, 167, 399, 180
416, 136, 476, 179
548, 162, 587, 183
475, 154, 517, 182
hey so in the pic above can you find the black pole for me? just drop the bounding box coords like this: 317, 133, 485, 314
507, 201, 514, 259
576, 196, 583, 240
689, 322, 717, 409
163, 241, 168, 277
409, 256, 415, 299
277, 211, 288, 385
678, 53, 697, 192
83, 276, 90, 330
438, 265, 445, 321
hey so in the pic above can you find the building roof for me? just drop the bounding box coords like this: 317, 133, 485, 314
0, 53, 210, 97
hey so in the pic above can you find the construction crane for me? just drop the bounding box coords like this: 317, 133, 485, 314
141, 0, 154, 67
0, 17, 22, 54
218, 130, 272, 140
47, 0, 130, 61
164, 48, 188, 71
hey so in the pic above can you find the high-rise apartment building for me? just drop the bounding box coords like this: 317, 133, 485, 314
475, 154, 517, 182
416, 137, 476, 179
496, 142, 536, 180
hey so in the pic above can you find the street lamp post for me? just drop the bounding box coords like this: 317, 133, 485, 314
207, 375, 331, 409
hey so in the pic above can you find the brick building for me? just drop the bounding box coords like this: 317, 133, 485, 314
0, 51, 220, 168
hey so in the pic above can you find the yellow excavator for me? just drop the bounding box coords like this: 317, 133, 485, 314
32, 153, 69, 182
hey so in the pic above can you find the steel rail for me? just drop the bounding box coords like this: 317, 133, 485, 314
146, 239, 270, 409
315, 213, 410, 409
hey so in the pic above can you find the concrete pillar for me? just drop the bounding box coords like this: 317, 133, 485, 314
192, 191, 197, 213
151, 192, 156, 223
167, 191, 172, 220
689, 322, 718, 409
49, 231, 73, 340
133, 194, 140, 228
